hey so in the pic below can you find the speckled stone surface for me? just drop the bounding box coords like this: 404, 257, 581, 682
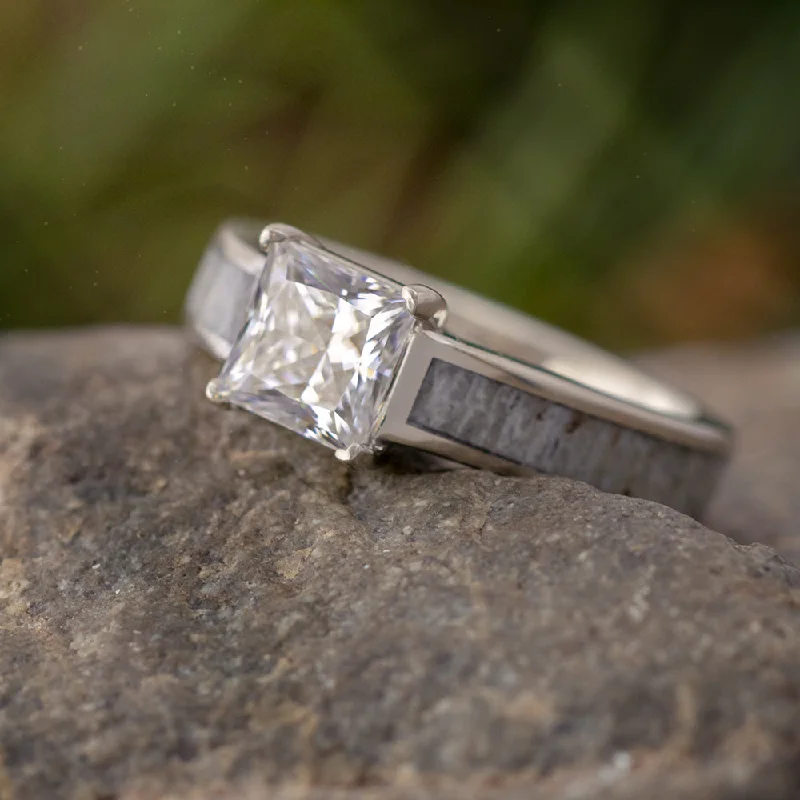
0, 328, 799, 800
640, 333, 800, 565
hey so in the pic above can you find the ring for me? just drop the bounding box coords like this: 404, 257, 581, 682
185, 219, 733, 517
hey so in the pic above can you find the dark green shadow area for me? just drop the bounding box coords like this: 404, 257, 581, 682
1, 0, 799, 348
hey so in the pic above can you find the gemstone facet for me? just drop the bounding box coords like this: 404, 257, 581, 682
209, 238, 416, 453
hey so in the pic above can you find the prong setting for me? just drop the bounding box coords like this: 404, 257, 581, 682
205, 378, 224, 403
334, 444, 368, 463
402, 284, 448, 330
258, 223, 319, 252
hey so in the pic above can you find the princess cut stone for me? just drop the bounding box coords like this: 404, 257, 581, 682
209, 237, 416, 453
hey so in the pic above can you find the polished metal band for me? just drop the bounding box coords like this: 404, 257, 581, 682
186, 219, 732, 517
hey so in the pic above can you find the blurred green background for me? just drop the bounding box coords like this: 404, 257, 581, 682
1, 0, 799, 349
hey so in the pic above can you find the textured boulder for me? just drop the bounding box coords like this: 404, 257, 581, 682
0, 327, 799, 800
639, 334, 800, 565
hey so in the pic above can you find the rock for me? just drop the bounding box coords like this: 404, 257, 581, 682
640, 333, 800, 564
0, 327, 799, 800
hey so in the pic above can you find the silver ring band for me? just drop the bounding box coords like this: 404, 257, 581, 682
186, 219, 732, 517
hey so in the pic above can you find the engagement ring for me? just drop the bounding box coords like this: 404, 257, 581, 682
186, 220, 732, 517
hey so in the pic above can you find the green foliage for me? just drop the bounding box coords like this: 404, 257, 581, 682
1, 0, 799, 347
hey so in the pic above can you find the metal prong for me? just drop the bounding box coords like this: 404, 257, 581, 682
334, 444, 366, 463
402, 284, 448, 330
258, 223, 319, 252
205, 378, 225, 403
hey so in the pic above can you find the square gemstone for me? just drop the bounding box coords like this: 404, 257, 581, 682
210, 238, 416, 452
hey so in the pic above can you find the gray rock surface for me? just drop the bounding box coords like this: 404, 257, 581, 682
640, 334, 800, 564
0, 327, 799, 800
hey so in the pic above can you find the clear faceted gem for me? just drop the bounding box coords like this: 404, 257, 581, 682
211, 237, 416, 452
